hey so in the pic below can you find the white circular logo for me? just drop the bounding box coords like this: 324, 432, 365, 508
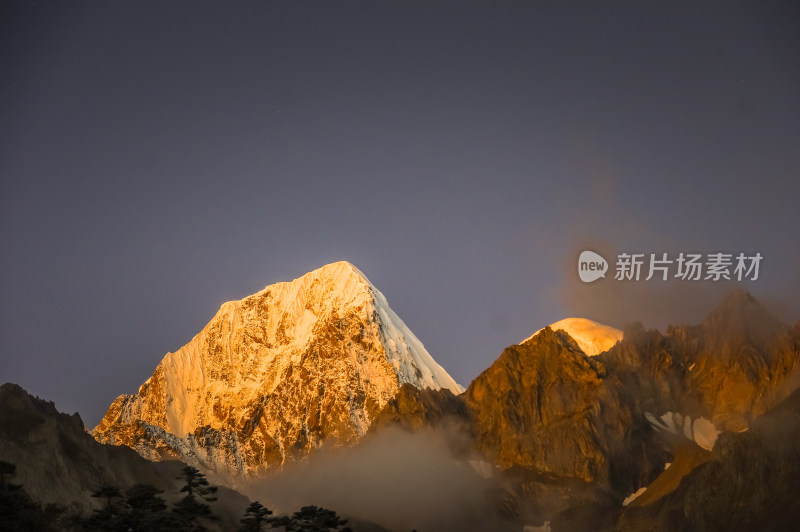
578, 250, 608, 283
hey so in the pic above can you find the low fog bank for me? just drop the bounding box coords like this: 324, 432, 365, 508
245, 426, 510, 532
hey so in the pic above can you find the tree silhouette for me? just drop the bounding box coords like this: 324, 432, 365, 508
172, 495, 217, 531
238, 500, 274, 531
83, 484, 126, 531
91, 484, 123, 512
126, 483, 167, 513
0, 460, 16, 488
0, 460, 66, 532
275, 505, 351, 532
178, 466, 218, 501
172, 466, 219, 530
121, 483, 176, 532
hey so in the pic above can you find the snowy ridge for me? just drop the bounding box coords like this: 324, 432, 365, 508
257, 261, 461, 392
523, 317, 622, 356
323, 261, 461, 393
369, 281, 464, 393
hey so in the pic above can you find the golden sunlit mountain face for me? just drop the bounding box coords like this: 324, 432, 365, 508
1, 2, 798, 531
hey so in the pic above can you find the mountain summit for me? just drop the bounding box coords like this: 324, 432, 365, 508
93, 261, 461, 480
523, 317, 623, 356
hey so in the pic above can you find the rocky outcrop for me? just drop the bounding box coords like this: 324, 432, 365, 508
464, 328, 666, 493
369, 383, 469, 433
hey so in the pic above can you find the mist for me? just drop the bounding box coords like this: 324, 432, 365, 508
559, 241, 800, 332
528, 155, 800, 332
245, 426, 503, 531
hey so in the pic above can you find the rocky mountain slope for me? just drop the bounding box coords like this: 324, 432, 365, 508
0, 383, 247, 529
6, 283, 798, 531
616, 387, 800, 531
371, 291, 800, 530
464, 327, 663, 490
93, 261, 461, 481
602, 290, 800, 438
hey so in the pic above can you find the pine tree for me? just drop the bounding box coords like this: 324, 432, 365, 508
238, 500, 274, 531
172, 466, 219, 531
126, 484, 167, 513
92, 484, 123, 512
122, 483, 174, 532
178, 466, 218, 501
280, 505, 351, 532
172, 495, 215, 531
0, 460, 16, 488
0, 459, 66, 531
84, 484, 125, 531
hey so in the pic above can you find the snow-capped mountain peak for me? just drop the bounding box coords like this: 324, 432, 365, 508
246, 260, 460, 394
524, 317, 622, 356
93, 261, 460, 480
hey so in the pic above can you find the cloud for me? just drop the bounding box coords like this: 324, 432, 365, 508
245, 426, 500, 531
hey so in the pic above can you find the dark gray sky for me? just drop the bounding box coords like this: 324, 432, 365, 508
2, 1, 799, 427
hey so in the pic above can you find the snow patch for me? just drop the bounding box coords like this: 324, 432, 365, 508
692, 417, 720, 450
645, 411, 722, 451
622, 487, 647, 507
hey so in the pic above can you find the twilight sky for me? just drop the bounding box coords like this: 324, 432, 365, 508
2, 1, 799, 427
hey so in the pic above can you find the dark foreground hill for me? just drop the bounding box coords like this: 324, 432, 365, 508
0, 382, 248, 531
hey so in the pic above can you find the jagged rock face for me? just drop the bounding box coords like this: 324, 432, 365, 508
463, 328, 664, 491
465, 329, 607, 480
370, 293, 799, 529
93, 261, 461, 480
601, 290, 800, 435
369, 383, 469, 434
676, 291, 799, 431
370, 327, 666, 527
